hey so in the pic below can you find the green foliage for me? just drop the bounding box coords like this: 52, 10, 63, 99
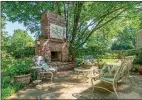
1, 5, 35, 99
5, 29, 35, 58
76, 31, 108, 59
2, 76, 11, 86
134, 64, 142, 69
12, 47, 35, 58
2, 55, 35, 99
75, 58, 83, 67
134, 49, 142, 65
2, 51, 16, 72
2, 82, 25, 99
110, 49, 142, 64
2, 87, 15, 99
2, 1, 142, 59
5, 58, 33, 76
122, 49, 138, 56
111, 27, 137, 50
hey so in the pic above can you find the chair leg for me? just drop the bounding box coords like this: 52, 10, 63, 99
50, 72, 54, 82
113, 83, 119, 99
37, 72, 40, 80
124, 74, 134, 86
128, 76, 134, 86
77, 71, 80, 79
91, 78, 119, 99
91, 78, 95, 92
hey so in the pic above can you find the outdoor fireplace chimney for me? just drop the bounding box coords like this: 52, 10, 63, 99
35, 11, 69, 62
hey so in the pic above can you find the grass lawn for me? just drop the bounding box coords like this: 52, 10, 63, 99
101, 59, 118, 63
94, 58, 118, 63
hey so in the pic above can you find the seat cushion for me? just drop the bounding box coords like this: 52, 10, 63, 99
101, 77, 114, 82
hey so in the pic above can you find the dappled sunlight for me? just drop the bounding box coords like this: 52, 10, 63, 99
7, 71, 142, 99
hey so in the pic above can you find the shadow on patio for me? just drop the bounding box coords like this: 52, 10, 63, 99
72, 75, 142, 99
7, 71, 142, 99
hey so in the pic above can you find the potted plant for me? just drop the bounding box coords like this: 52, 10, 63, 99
9, 62, 32, 84
134, 65, 142, 75
138, 65, 142, 75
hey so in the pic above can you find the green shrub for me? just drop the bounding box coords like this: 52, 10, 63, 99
1, 51, 16, 72
2, 87, 15, 99
2, 56, 34, 99
11, 82, 25, 91
2, 76, 11, 85
134, 49, 142, 65
2, 82, 25, 99
13, 47, 35, 58
123, 49, 138, 56
6, 58, 33, 76
104, 52, 117, 59
75, 58, 83, 67
29, 69, 37, 81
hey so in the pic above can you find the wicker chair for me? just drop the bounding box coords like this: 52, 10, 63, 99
33, 56, 57, 82
91, 57, 134, 99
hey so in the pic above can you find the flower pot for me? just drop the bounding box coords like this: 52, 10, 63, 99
81, 64, 92, 69
14, 74, 31, 84
138, 68, 142, 75
134, 68, 138, 72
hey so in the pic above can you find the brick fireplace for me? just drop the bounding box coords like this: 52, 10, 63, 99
35, 11, 75, 71
51, 51, 61, 61
36, 38, 69, 62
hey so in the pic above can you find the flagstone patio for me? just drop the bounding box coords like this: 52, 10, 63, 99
8, 71, 142, 99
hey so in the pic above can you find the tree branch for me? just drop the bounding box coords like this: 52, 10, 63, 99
77, 6, 127, 42
63, 2, 68, 38
56, 2, 61, 15
77, 6, 127, 33
81, 8, 127, 46
70, 2, 83, 44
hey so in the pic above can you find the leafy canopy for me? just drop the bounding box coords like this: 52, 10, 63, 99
2, 1, 142, 58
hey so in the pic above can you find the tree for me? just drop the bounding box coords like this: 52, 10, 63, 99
111, 27, 137, 50
8, 29, 34, 58
1, 14, 11, 52
2, 1, 142, 60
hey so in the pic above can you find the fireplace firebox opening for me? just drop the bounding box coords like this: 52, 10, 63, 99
51, 51, 62, 61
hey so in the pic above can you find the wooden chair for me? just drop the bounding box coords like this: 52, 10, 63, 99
91, 57, 134, 99
33, 56, 57, 82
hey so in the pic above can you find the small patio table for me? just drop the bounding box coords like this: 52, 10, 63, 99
74, 66, 98, 81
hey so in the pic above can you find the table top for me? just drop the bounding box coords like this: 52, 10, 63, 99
74, 66, 97, 72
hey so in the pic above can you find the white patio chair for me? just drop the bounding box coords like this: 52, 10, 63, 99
124, 56, 135, 85
91, 57, 134, 99
33, 56, 57, 82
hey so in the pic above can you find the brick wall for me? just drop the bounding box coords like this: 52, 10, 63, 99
36, 11, 69, 62
41, 11, 66, 39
